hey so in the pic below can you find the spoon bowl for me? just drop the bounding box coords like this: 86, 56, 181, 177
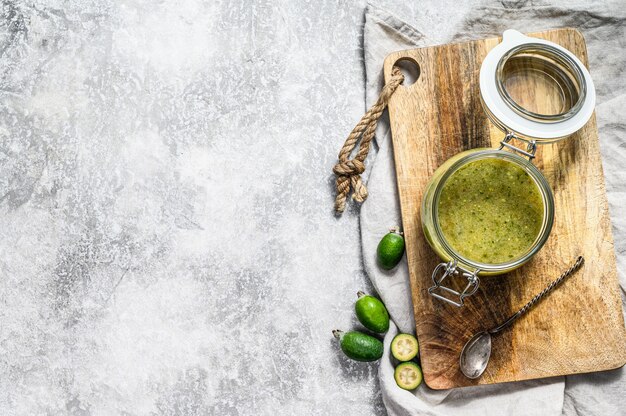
460, 331, 492, 379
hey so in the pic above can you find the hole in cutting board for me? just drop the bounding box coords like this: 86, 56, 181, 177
394, 58, 420, 86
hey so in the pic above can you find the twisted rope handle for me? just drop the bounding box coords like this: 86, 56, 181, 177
490, 256, 585, 335
333, 66, 405, 213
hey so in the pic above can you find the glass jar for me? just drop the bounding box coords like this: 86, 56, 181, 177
422, 30, 595, 307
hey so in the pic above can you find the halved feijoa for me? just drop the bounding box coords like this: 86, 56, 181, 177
333, 330, 383, 362
394, 362, 423, 390
377, 228, 405, 270
355, 291, 389, 333
391, 333, 419, 361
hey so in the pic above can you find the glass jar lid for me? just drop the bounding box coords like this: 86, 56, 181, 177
480, 30, 595, 142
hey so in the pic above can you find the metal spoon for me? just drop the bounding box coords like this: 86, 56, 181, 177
460, 256, 585, 379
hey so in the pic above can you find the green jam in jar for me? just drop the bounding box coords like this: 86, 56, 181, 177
437, 158, 544, 264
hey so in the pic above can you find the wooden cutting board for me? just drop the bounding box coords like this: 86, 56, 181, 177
383, 28, 626, 389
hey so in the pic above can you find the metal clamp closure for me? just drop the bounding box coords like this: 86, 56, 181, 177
428, 260, 480, 307
499, 132, 537, 161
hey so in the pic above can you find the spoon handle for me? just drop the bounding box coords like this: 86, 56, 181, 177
489, 256, 585, 335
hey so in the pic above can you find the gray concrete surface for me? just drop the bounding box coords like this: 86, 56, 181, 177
0, 1, 426, 414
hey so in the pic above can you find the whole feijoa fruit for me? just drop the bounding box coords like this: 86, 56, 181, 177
355, 291, 389, 333
377, 227, 405, 270
332, 330, 384, 362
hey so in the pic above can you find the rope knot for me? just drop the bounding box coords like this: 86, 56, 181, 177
333, 66, 404, 213
333, 159, 365, 176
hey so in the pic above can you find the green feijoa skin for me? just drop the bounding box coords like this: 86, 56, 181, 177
332, 330, 383, 362
377, 228, 405, 270
391, 333, 419, 361
355, 291, 390, 333
394, 361, 423, 390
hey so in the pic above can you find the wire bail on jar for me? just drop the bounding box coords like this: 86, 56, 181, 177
428, 260, 481, 307
499, 132, 537, 161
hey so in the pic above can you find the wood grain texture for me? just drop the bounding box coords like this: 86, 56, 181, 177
383, 28, 626, 389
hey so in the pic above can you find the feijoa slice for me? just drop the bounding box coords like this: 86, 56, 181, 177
394, 362, 423, 390
332, 330, 383, 362
355, 291, 389, 333
377, 228, 405, 270
391, 333, 419, 361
